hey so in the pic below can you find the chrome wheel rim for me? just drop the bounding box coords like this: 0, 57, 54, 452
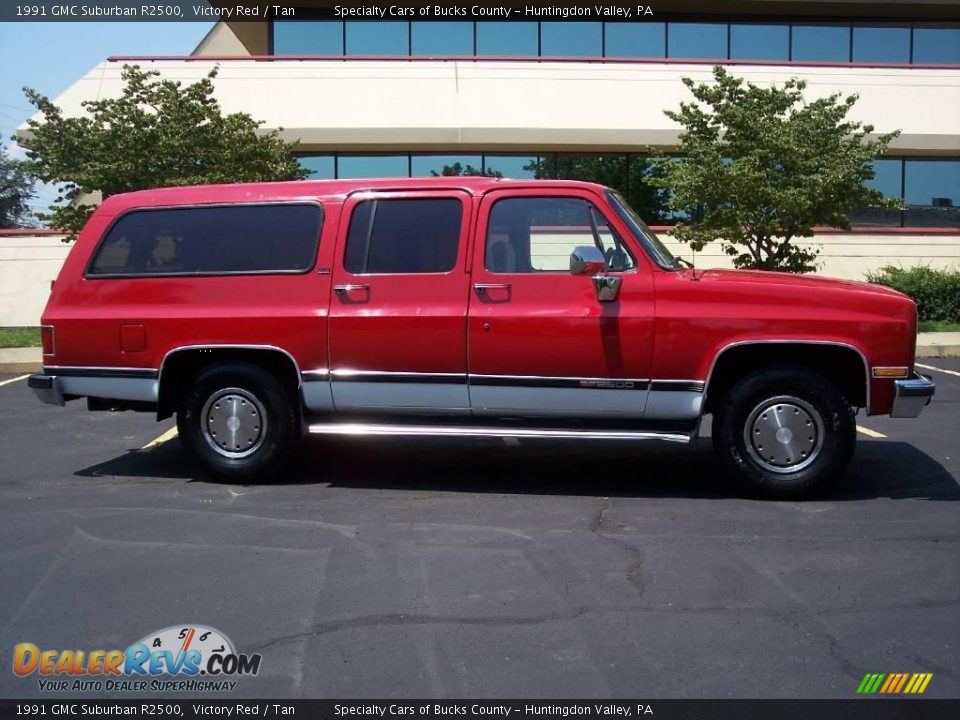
743, 395, 824, 474
201, 388, 267, 459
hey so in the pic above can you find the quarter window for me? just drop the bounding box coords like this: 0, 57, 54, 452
88, 204, 322, 277
344, 198, 462, 274
486, 197, 635, 273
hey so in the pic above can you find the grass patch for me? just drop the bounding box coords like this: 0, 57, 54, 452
0, 327, 41, 349
918, 320, 960, 333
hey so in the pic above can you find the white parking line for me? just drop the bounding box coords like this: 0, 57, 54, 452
916, 362, 960, 378
0, 374, 29, 388
141, 426, 178, 450
857, 425, 886, 439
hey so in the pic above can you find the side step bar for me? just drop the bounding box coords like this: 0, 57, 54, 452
307, 422, 692, 443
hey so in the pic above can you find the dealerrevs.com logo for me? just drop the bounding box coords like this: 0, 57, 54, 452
13, 625, 262, 692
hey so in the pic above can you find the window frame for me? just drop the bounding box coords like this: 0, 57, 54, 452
339, 192, 470, 277
483, 194, 639, 275
84, 201, 324, 280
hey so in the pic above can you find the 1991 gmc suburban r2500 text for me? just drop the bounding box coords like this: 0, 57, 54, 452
28, 178, 934, 497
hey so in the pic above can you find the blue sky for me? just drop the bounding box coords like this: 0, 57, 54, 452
0, 21, 212, 214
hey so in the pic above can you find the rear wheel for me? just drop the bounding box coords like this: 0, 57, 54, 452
177, 362, 299, 482
712, 367, 856, 498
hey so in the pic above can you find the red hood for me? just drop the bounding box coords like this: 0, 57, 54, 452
687, 268, 908, 298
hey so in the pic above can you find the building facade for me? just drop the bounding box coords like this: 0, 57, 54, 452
15, 0, 960, 288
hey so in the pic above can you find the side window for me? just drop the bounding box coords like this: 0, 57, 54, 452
343, 198, 462, 274
87, 204, 322, 276
486, 197, 636, 273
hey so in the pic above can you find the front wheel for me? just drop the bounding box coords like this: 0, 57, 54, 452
712, 367, 856, 498
177, 362, 299, 482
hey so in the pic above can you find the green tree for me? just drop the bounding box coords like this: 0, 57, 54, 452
526, 154, 670, 223
432, 162, 501, 178
20, 64, 307, 240
651, 66, 901, 272
0, 144, 36, 228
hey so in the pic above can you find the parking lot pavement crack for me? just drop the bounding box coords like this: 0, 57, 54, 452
587, 497, 646, 596
246, 607, 591, 654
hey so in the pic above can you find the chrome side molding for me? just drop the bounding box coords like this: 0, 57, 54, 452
307, 422, 692, 443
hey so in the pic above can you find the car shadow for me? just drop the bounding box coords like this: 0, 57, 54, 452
74, 434, 960, 501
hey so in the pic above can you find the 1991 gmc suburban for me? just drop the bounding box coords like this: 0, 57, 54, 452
28, 178, 934, 496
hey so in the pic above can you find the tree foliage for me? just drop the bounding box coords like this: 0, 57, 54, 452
20, 64, 307, 239
0, 145, 36, 228
433, 162, 501, 178
651, 66, 901, 272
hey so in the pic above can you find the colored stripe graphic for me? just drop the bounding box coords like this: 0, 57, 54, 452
857, 672, 932, 694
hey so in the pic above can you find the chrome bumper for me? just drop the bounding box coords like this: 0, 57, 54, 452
890, 372, 935, 418
28, 374, 65, 407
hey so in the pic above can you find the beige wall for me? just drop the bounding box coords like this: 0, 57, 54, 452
20, 60, 960, 154
0, 235, 69, 328
1, 232, 956, 327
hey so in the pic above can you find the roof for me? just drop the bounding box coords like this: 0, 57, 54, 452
96, 177, 610, 213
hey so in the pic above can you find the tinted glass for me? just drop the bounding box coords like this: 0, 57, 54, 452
604, 22, 666, 58
668, 22, 727, 59
411, 155, 484, 177
541, 22, 602, 57
89, 205, 322, 276
904, 160, 960, 226
866, 159, 903, 198
299, 155, 336, 179
729, 23, 789, 61
486, 197, 634, 273
344, 198, 462, 274
273, 20, 343, 54
345, 21, 408, 56
790, 24, 850, 62
484, 155, 538, 179
337, 155, 409, 178
852, 25, 910, 63
476, 22, 537, 56
412, 21, 473, 55
913, 26, 960, 64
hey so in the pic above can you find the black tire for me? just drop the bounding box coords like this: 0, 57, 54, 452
177, 362, 299, 482
712, 367, 856, 498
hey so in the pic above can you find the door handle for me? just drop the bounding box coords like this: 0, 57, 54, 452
334, 284, 370, 296
473, 283, 511, 295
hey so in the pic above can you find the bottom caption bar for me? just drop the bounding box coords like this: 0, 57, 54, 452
1, 700, 959, 720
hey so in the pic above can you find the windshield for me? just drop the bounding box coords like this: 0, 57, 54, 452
605, 189, 679, 270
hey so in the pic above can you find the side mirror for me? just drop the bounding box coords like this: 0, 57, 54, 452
570, 246, 606, 275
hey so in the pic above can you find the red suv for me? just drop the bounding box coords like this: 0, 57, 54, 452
28, 178, 934, 496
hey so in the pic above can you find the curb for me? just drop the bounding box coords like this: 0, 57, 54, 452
0, 362, 41, 374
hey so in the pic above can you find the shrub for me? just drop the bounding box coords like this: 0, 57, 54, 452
866, 265, 960, 323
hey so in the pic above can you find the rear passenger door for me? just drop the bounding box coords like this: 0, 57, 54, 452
327, 191, 473, 412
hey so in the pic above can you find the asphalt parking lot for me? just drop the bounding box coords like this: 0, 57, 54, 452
1, 361, 958, 700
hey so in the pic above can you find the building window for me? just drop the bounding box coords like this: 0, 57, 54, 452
730, 23, 789, 61
913, 25, 960, 64
344, 198, 462, 274
337, 155, 409, 178
790, 24, 850, 62
476, 22, 538, 56
411, 155, 484, 177
272, 20, 343, 54
667, 22, 728, 59
299, 156, 335, 179
411, 21, 473, 56
541, 22, 602, 57
484, 155, 539, 179
852, 24, 911, 63
345, 21, 409, 56
603, 22, 666, 58
904, 159, 960, 227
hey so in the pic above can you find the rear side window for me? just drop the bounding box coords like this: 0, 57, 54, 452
344, 198, 462, 274
87, 204, 322, 277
